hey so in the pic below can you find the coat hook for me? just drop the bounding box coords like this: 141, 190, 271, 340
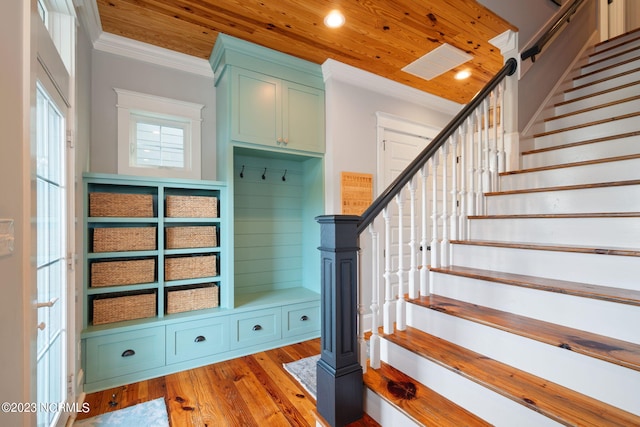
282, 169, 287, 182
262, 168, 267, 180
240, 165, 245, 179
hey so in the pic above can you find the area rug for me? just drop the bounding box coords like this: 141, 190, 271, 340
74, 398, 169, 426
284, 354, 320, 400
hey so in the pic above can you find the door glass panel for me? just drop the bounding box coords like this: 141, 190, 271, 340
35, 83, 66, 427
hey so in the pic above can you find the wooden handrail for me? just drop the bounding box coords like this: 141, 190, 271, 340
356, 57, 518, 235
521, 0, 586, 62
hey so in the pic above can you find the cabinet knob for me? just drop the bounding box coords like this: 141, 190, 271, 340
194, 335, 206, 343
300, 315, 309, 321
276, 137, 283, 144
121, 349, 136, 358
252, 324, 262, 331
283, 138, 289, 145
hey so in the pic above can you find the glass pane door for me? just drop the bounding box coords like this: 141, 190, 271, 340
35, 82, 67, 427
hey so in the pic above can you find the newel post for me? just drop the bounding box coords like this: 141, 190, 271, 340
315, 215, 363, 427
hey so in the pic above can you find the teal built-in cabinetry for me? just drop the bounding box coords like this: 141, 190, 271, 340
81, 35, 325, 393
210, 34, 325, 314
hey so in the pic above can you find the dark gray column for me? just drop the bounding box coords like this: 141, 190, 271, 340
315, 215, 363, 427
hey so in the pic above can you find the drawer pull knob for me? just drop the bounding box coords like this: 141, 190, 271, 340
194, 335, 206, 343
252, 324, 262, 331
121, 349, 136, 358
300, 315, 309, 321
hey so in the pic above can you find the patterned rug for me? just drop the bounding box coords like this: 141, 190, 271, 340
74, 398, 169, 426
284, 354, 320, 400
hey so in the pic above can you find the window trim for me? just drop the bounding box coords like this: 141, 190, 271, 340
115, 88, 204, 180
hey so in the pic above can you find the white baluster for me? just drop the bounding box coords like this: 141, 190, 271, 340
430, 154, 439, 271
459, 121, 469, 239
497, 81, 506, 178
368, 223, 380, 369
440, 142, 450, 267
382, 206, 394, 334
476, 109, 485, 215
468, 115, 477, 219
491, 90, 499, 191
408, 177, 418, 300
483, 98, 491, 195
420, 164, 430, 296
395, 191, 406, 331
450, 133, 458, 265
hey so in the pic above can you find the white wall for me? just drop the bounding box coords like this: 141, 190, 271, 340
0, 0, 34, 425
323, 78, 455, 214
90, 51, 217, 180
478, 0, 558, 49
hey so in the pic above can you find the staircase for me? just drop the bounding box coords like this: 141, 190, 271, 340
363, 29, 640, 426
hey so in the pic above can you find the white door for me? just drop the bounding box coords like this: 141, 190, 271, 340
35, 80, 69, 427
376, 114, 440, 297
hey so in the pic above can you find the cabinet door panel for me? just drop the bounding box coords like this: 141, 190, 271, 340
283, 82, 325, 153
232, 68, 281, 146
166, 316, 229, 364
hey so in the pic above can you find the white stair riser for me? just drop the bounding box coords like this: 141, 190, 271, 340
486, 184, 640, 215
564, 69, 640, 101
407, 303, 640, 415
380, 339, 561, 427
545, 98, 640, 132
364, 389, 420, 427
593, 33, 640, 55
468, 217, 640, 248
450, 243, 640, 290
580, 48, 640, 75
523, 135, 640, 168
430, 272, 640, 344
556, 82, 640, 116
533, 116, 639, 149
590, 37, 640, 63
574, 57, 640, 87
499, 157, 640, 191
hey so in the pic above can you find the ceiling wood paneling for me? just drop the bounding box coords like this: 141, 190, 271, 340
96, 0, 516, 104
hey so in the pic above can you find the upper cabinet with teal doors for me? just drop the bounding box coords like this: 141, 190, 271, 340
210, 34, 325, 155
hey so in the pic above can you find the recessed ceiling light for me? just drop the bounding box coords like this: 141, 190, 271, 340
324, 10, 345, 28
455, 70, 472, 80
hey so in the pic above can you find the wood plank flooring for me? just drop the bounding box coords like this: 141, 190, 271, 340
75, 338, 378, 426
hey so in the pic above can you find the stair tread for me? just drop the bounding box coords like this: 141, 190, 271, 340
413, 294, 640, 371
468, 212, 640, 219
533, 111, 640, 138
545, 95, 640, 123
429, 264, 640, 306
384, 326, 640, 426
450, 239, 640, 258
522, 131, 640, 155
485, 178, 640, 196
590, 34, 640, 58
579, 45, 640, 73
570, 63, 640, 92
499, 153, 640, 176
594, 27, 640, 51
559, 79, 640, 107
363, 361, 491, 426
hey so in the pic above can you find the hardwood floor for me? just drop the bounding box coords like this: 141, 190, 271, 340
75, 338, 378, 426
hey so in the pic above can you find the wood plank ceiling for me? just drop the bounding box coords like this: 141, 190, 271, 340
96, 0, 517, 104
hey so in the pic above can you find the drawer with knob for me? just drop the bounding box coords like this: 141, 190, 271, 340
283, 301, 320, 338
166, 316, 229, 364
229, 307, 282, 350
84, 326, 165, 383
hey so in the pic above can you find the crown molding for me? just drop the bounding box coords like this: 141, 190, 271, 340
75, 0, 213, 78
94, 33, 214, 78
322, 59, 461, 115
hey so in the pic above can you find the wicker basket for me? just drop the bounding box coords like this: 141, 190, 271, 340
166, 284, 219, 314
165, 254, 217, 281
93, 227, 156, 252
166, 226, 217, 249
89, 192, 154, 218
92, 292, 156, 325
166, 195, 218, 218
90, 258, 155, 288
